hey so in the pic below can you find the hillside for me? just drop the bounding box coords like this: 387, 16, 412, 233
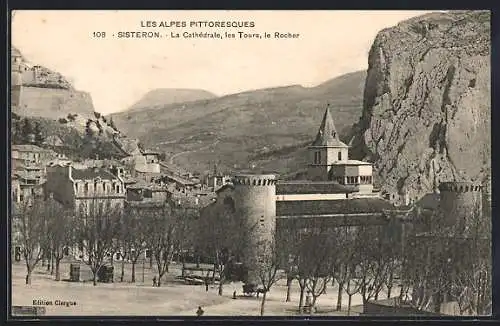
109, 70, 367, 176
127, 88, 217, 112
11, 113, 128, 160
350, 10, 491, 203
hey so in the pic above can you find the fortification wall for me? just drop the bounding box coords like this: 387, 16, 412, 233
438, 181, 483, 232
13, 86, 95, 120
232, 174, 277, 284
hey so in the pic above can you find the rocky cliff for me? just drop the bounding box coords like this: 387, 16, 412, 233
351, 11, 490, 203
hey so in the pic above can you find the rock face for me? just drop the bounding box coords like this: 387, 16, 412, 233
352, 11, 490, 204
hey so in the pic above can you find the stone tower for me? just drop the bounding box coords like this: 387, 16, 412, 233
232, 174, 277, 285
308, 105, 349, 181
438, 181, 484, 235
11, 47, 23, 109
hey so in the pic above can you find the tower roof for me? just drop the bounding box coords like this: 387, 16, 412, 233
311, 105, 348, 147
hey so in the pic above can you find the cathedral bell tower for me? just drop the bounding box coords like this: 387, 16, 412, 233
307, 105, 349, 181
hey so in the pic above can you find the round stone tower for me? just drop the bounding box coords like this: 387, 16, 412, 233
232, 174, 277, 285
438, 181, 483, 233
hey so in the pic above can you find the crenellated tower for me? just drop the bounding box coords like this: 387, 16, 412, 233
438, 181, 484, 235
232, 174, 277, 285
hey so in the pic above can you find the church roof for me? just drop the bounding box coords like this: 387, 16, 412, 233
276, 181, 357, 195
311, 106, 348, 148
71, 167, 118, 181
276, 198, 399, 217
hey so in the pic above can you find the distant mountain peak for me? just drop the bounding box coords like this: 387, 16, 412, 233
126, 88, 218, 113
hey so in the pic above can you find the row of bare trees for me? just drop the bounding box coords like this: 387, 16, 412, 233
12, 197, 196, 287
13, 194, 491, 315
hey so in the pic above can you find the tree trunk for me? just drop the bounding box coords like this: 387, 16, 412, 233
25, 269, 32, 285
149, 256, 153, 269
260, 291, 267, 316
286, 277, 292, 302
218, 277, 223, 296
131, 262, 136, 283
50, 252, 54, 274
387, 285, 392, 299
120, 261, 125, 282
336, 283, 343, 311
347, 294, 352, 316
93, 273, 97, 286
55, 259, 61, 281
298, 284, 305, 311
311, 296, 318, 314
157, 275, 162, 287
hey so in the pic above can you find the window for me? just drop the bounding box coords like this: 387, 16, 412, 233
314, 151, 322, 164
338, 151, 342, 161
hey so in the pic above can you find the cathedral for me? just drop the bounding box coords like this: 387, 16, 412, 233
203, 105, 408, 285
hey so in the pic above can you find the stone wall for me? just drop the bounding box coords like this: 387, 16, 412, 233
13, 86, 95, 120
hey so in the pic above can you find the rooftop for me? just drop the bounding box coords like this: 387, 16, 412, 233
332, 159, 372, 166
12, 144, 45, 152
276, 198, 399, 217
71, 167, 118, 181
127, 180, 170, 191
276, 181, 357, 195
311, 106, 348, 148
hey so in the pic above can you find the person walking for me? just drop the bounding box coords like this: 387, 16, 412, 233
196, 306, 204, 317
204, 276, 209, 292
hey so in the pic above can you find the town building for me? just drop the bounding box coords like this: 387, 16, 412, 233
121, 149, 161, 182
45, 162, 126, 214
11, 144, 57, 203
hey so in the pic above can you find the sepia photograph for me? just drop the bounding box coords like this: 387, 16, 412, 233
9, 9, 491, 317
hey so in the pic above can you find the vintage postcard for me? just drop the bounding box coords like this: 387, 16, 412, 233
10, 10, 491, 317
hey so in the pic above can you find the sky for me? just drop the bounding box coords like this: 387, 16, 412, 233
12, 10, 435, 115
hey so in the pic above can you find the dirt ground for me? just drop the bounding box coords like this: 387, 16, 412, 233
11, 260, 381, 316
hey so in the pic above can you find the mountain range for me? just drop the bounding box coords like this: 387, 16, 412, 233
109, 70, 367, 177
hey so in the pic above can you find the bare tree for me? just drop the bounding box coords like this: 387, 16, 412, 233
351, 225, 391, 305
333, 225, 358, 312
75, 199, 121, 286
275, 221, 300, 303
14, 199, 49, 285
196, 198, 254, 295
122, 207, 149, 283
294, 225, 335, 314
252, 237, 283, 316
303, 230, 335, 313
144, 203, 178, 287
45, 198, 74, 281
